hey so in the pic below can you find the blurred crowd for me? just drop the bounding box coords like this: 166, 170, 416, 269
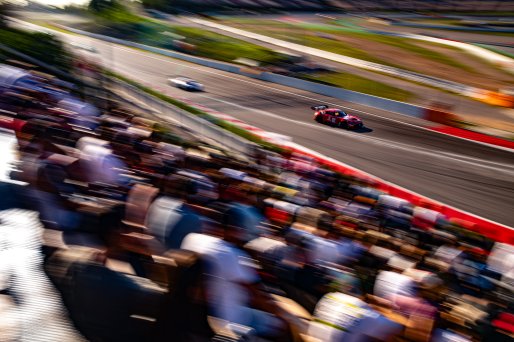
0, 62, 513, 342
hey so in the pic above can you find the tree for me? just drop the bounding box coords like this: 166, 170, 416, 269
88, 0, 118, 13
0, 2, 11, 28
141, 0, 171, 12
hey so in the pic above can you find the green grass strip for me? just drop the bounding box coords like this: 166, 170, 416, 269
81, 7, 288, 66
223, 19, 476, 73
303, 72, 414, 102
475, 43, 514, 59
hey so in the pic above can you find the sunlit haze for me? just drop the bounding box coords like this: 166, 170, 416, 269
14, 0, 89, 7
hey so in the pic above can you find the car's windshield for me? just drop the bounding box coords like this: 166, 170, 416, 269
332, 110, 347, 117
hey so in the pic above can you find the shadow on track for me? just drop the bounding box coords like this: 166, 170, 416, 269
353, 126, 373, 133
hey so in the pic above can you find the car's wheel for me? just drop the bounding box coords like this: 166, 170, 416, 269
315, 115, 323, 123
339, 121, 349, 129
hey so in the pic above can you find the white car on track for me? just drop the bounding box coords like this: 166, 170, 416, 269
168, 76, 204, 91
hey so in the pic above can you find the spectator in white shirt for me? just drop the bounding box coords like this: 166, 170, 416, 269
307, 292, 403, 342
181, 222, 294, 340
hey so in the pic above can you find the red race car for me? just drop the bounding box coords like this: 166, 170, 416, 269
312, 105, 363, 130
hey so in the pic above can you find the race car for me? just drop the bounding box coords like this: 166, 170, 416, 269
311, 105, 363, 130
168, 77, 204, 91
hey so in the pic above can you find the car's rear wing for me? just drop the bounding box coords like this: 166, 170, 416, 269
311, 105, 328, 111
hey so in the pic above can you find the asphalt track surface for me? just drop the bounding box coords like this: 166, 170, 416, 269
14, 28, 514, 227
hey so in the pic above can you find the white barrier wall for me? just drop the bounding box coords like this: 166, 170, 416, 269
258, 72, 426, 118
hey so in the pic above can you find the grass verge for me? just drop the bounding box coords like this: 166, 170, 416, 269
475, 43, 514, 59
224, 20, 476, 73
303, 72, 414, 102
79, 4, 289, 66
154, 25, 288, 65
348, 32, 475, 72
105, 70, 284, 153
288, 35, 396, 66
38, 22, 81, 35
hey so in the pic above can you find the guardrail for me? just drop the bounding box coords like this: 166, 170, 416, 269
259, 72, 426, 118
108, 78, 257, 156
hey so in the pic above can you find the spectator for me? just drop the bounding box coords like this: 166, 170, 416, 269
224, 183, 267, 243
181, 223, 294, 340
77, 139, 127, 186
307, 292, 403, 341
146, 174, 203, 250
1, 62, 512, 342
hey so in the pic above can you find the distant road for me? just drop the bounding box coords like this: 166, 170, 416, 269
358, 18, 514, 56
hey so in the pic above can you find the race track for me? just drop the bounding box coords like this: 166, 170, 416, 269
10, 27, 514, 227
